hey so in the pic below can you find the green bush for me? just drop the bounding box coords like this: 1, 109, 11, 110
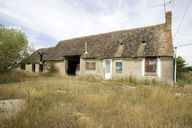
46, 62, 58, 75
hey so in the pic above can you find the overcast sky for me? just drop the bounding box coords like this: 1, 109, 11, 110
0, 0, 191, 65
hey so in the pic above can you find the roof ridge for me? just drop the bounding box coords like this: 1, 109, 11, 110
58, 23, 165, 43
37, 46, 55, 51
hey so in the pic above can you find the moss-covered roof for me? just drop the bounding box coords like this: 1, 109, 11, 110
26, 47, 54, 63
57, 23, 173, 59
27, 23, 174, 63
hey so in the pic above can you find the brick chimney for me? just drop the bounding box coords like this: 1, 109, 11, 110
165, 11, 172, 31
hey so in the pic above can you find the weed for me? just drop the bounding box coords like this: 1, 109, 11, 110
0, 73, 192, 127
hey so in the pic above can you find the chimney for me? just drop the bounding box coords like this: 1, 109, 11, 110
165, 11, 172, 31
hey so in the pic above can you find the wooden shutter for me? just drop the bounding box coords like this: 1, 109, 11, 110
85, 62, 96, 70
145, 58, 157, 73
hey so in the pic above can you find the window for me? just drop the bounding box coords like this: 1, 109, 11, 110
85, 62, 96, 70
116, 62, 122, 73
145, 57, 157, 75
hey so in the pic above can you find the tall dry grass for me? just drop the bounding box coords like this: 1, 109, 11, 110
177, 72, 192, 86
0, 72, 192, 128
0, 70, 39, 84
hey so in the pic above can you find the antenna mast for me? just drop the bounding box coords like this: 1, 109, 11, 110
151, 0, 172, 12
164, 0, 166, 13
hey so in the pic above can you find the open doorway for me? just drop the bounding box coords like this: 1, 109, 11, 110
32, 64, 35, 72
66, 56, 80, 75
20, 63, 26, 70
39, 64, 43, 72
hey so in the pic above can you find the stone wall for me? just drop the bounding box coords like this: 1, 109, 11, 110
25, 64, 32, 72
24, 57, 173, 84
80, 57, 173, 84
79, 59, 104, 78
112, 57, 173, 83
52, 60, 66, 76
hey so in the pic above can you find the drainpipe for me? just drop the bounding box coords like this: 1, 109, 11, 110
84, 41, 88, 54
173, 47, 177, 85
173, 43, 192, 86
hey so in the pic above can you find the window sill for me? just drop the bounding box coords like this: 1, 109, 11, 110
145, 72, 157, 76
116, 71, 122, 73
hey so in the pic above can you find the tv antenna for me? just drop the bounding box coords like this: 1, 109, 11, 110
151, 0, 173, 13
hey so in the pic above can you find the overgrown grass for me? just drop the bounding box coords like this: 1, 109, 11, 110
116, 75, 167, 86
0, 71, 38, 84
177, 72, 192, 86
0, 72, 192, 128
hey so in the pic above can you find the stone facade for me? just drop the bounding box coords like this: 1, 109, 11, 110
24, 57, 173, 83
79, 59, 103, 78
23, 12, 174, 84
25, 64, 32, 72
79, 57, 173, 83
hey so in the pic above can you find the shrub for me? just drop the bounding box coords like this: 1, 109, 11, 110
46, 62, 58, 75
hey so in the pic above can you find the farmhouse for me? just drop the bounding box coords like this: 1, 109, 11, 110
23, 12, 174, 83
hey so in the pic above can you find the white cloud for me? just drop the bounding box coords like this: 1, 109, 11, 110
0, 0, 191, 64
0, 0, 163, 39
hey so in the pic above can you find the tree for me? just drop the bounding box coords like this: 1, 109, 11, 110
176, 56, 186, 78
0, 26, 31, 73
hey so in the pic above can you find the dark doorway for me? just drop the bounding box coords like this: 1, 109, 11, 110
39, 53, 43, 72
66, 56, 80, 75
20, 63, 25, 70
32, 64, 35, 72
39, 64, 43, 72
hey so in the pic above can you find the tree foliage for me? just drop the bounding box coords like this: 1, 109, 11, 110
176, 56, 186, 74
0, 26, 31, 73
186, 66, 192, 72
176, 56, 192, 79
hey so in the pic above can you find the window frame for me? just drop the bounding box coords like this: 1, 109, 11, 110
145, 57, 157, 76
115, 61, 123, 73
85, 62, 96, 71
